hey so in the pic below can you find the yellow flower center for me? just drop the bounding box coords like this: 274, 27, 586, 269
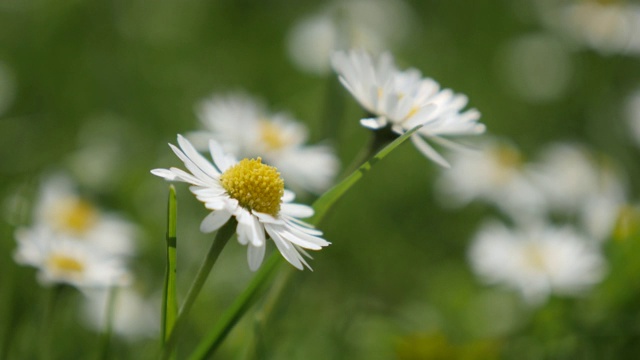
259, 120, 291, 151
48, 254, 85, 275
523, 243, 547, 272
52, 198, 98, 235
219, 157, 284, 216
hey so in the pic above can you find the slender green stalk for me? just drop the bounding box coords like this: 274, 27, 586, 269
161, 185, 178, 351
41, 285, 64, 360
187, 255, 282, 360
97, 287, 117, 360
161, 218, 237, 360
187, 125, 423, 359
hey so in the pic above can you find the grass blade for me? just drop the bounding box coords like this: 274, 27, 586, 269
161, 186, 178, 350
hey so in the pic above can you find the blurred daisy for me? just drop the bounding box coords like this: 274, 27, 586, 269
530, 143, 627, 241
468, 220, 606, 305
151, 135, 330, 271
13, 226, 130, 289
331, 49, 485, 167
33, 174, 137, 256
436, 139, 544, 220
188, 93, 339, 194
82, 287, 158, 341
539, 0, 640, 56
286, 0, 412, 75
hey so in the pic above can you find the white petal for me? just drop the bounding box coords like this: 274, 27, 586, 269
282, 190, 296, 203
209, 140, 236, 172
411, 134, 451, 168
177, 134, 221, 176
281, 203, 314, 219
247, 243, 266, 271
266, 225, 303, 270
150, 168, 178, 181
360, 117, 387, 129
200, 210, 233, 233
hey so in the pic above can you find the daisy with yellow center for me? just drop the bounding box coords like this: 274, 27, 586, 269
331, 49, 485, 167
188, 93, 339, 194
34, 174, 137, 257
468, 221, 606, 305
13, 226, 130, 289
151, 135, 330, 271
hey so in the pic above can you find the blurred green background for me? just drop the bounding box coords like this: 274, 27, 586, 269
2, 0, 640, 359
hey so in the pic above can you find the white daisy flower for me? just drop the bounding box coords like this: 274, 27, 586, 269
151, 135, 330, 271
286, 0, 412, 75
468, 220, 606, 305
541, 0, 640, 56
82, 287, 158, 341
529, 143, 627, 241
188, 93, 339, 194
435, 139, 545, 221
13, 226, 130, 289
33, 173, 137, 257
331, 49, 485, 167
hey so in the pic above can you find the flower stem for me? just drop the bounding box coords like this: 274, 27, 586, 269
96, 287, 117, 360
41, 285, 64, 360
187, 254, 282, 360
161, 185, 178, 355
161, 218, 237, 360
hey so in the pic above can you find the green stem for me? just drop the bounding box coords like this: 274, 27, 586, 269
41, 285, 64, 360
97, 287, 117, 360
161, 186, 178, 351
161, 218, 237, 360
187, 254, 282, 360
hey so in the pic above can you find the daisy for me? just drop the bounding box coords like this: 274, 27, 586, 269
540, 0, 640, 56
82, 287, 158, 341
33, 173, 137, 257
286, 0, 412, 75
13, 226, 130, 289
331, 49, 485, 167
151, 135, 330, 271
188, 93, 339, 194
529, 143, 627, 241
435, 139, 545, 221
468, 220, 606, 305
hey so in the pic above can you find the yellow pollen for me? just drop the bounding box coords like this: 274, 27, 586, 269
406, 106, 419, 119
53, 198, 98, 235
219, 157, 284, 216
48, 254, 85, 274
523, 244, 547, 271
259, 120, 290, 151
494, 146, 522, 169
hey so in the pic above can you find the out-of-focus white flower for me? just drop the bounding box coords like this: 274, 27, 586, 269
286, 0, 412, 75
530, 143, 627, 241
436, 139, 544, 220
188, 93, 339, 194
539, 0, 640, 56
152, 135, 330, 271
13, 226, 130, 289
331, 49, 485, 167
82, 287, 158, 341
468, 220, 606, 305
33, 174, 137, 257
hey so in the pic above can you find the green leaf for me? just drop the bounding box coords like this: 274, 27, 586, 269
161, 186, 178, 348
187, 125, 422, 360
